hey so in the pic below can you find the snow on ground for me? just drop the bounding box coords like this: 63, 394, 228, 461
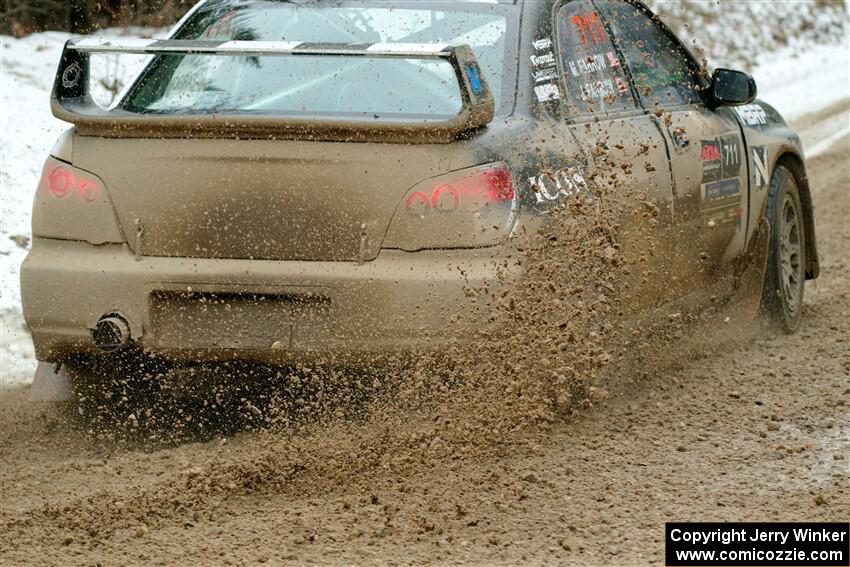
0, 25, 848, 386
1, 32, 72, 385
753, 42, 850, 123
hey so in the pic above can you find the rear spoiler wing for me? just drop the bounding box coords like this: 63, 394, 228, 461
51, 39, 495, 143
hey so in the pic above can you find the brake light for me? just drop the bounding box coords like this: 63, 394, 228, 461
33, 156, 123, 244
48, 167, 74, 198
478, 165, 515, 203
404, 164, 515, 216
386, 163, 518, 251
45, 165, 100, 202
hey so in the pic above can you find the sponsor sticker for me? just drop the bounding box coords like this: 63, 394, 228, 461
701, 139, 722, 183
532, 37, 553, 52
700, 134, 741, 182
734, 206, 744, 229
530, 52, 556, 68
529, 41, 560, 105
465, 63, 484, 96
529, 168, 589, 206
752, 146, 768, 190
719, 134, 741, 177
534, 83, 561, 102
734, 104, 768, 127
702, 178, 741, 201
614, 76, 629, 94
532, 68, 558, 83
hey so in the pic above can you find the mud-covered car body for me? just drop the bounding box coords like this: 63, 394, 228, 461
22, 0, 818, 370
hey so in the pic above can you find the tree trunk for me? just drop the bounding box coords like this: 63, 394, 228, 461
69, 0, 92, 33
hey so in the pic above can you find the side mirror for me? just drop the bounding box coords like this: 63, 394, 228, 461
708, 68, 757, 108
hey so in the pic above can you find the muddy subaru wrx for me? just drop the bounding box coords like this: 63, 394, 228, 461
23, 0, 818, 397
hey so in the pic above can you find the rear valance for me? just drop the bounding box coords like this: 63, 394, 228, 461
51, 39, 495, 143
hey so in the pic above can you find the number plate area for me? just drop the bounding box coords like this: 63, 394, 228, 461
148, 289, 329, 350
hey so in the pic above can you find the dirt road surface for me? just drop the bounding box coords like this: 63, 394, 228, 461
1, 108, 848, 566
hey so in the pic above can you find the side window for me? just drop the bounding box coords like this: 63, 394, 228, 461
556, 0, 637, 118
597, 1, 702, 109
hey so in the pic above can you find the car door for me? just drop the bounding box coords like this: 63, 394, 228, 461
596, 0, 748, 299
553, 0, 677, 314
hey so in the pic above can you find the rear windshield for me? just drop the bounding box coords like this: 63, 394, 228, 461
121, 0, 517, 119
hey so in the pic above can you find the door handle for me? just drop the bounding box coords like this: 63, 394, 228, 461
669, 127, 690, 150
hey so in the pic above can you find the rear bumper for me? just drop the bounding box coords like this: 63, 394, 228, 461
21, 238, 511, 365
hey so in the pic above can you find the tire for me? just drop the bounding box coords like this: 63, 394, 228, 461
761, 164, 806, 334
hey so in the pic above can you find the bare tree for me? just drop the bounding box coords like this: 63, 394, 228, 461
1, 0, 194, 35
69, 0, 93, 33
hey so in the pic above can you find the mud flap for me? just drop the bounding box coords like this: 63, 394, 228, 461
732, 217, 770, 320
28, 363, 73, 402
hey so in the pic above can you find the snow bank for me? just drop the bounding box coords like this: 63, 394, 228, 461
0, 16, 847, 386
1, 32, 71, 385
0, 29, 161, 385
753, 42, 850, 122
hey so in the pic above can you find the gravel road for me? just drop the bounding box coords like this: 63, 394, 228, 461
1, 107, 847, 566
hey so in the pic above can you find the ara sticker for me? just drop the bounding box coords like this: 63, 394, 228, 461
61, 62, 81, 89
752, 146, 768, 190
465, 63, 484, 96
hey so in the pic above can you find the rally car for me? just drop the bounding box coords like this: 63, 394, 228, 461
22, 0, 818, 396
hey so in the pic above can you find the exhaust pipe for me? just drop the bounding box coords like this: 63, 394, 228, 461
91, 314, 131, 353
